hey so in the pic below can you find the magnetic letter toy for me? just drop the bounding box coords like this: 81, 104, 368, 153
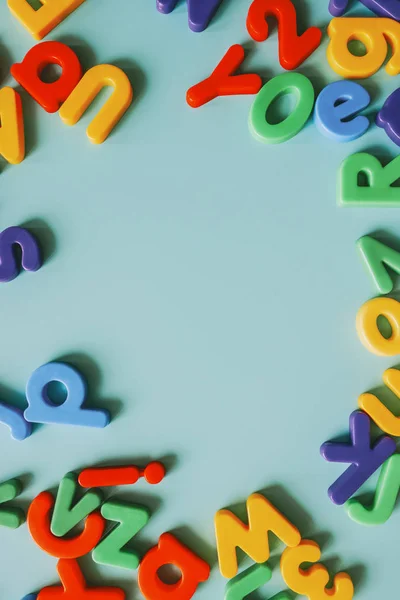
246, 0, 322, 70
225, 563, 291, 600
7, 0, 86, 40
359, 368, 400, 435
186, 45, 262, 108
376, 87, 400, 146
249, 73, 314, 144
138, 533, 210, 600
0, 226, 42, 283
50, 473, 103, 537
11, 42, 82, 113
24, 362, 110, 428
356, 297, 400, 356
78, 461, 166, 487
346, 454, 400, 525
0, 401, 31, 441
156, 0, 223, 32
27, 491, 105, 557
0, 88, 25, 164
280, 540, 354, 600
215, 493, 300, 579
59, 65, 133, 144
338, 152, 400, 206
38, 559, 125, 600
357, 235, 400, 294
327, 18, 400, 78
314, 80, 370, 142
92, 500, 150, 570
0, 478, 25, 528
329, 0, 349, 16
320, 410, 396, 505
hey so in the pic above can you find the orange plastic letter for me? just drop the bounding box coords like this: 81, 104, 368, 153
327, 18, 400, 79
11, 41, 82, 113
38, 559, 125, 600
359, 368, 400, 436
280, 540, 354, 600
59, 65, 133, 144
186, 45, 262, 108
27, 491, 105, 558
7, 0, 86, 40
215, 493, 301, 579
0, 87, 25, 164
137, 533, 210, 600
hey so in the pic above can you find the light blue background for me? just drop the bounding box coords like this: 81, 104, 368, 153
0, 0, 399, 598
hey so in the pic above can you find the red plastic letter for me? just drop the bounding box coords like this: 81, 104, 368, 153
38, 559, 125, 600
138, 533, 210, 600
186, 44, 262, 108
246, 0, 322, 70
11, 41, 82, 113
27, 491, 105, 558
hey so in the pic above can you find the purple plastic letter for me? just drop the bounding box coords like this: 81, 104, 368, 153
376, 87, 400, 146
320, 411, 396, 505
0, 226, 42, 283
156, 0, 223, 32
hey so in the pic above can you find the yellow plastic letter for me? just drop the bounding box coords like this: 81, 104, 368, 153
7, 0, 86, 40
327, 18, 400, 79
59, 64, 133, 144
280, 540, 354, 600
356, 297, 400, 356
359, 368, 400, 435
215, 493, 301, 579
0, 87, 25, 165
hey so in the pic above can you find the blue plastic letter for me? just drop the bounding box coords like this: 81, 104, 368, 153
314, 80, 370, 142
24, 362, 110, 428
0, 402, 31, 441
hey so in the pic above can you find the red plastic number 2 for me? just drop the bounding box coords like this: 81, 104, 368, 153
246, 0, 322, 70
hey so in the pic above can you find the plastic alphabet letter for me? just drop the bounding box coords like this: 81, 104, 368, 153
27, 491, 105, 557
7, 0, 86, 40
320, 410, 396, 505
225, 562, 292, 600
338, 153, 400, 206
346, 454, 400, 525
24, 362, 110, 427
38, 559, 125, 600
215, 493, 301, 579
280, 540, 354, 599
59, 64, 133, 143
0, 88, 25, 164
11, 42, 82, 113
186, 45, 262, 108
356, 297, 400, 355
246, 0, 322, 70
327, 18, 400, 78
329, 0, 400, 19
51, 472, 103, 537
357, 235, 400, 294
314, 80, 370, 142
359, 368, 400, 435
376, 87, 400, 146
93, 500, 150, 570
0, 226, 42, 283
138, 533, 210, 600
0, 478, 25, 528
249, 73, 314, 144
0, 401, 31, 441
156, 0, 223, 32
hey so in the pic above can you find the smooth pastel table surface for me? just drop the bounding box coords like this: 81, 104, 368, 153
0, 0, 399, 598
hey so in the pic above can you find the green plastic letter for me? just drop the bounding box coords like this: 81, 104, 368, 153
339, 152, 400, 206
249, 73, 314, 144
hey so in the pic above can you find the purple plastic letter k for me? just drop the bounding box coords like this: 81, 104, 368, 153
329, 0, 350, 15
320, 410, 396, 505
156, 0, 223, 32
